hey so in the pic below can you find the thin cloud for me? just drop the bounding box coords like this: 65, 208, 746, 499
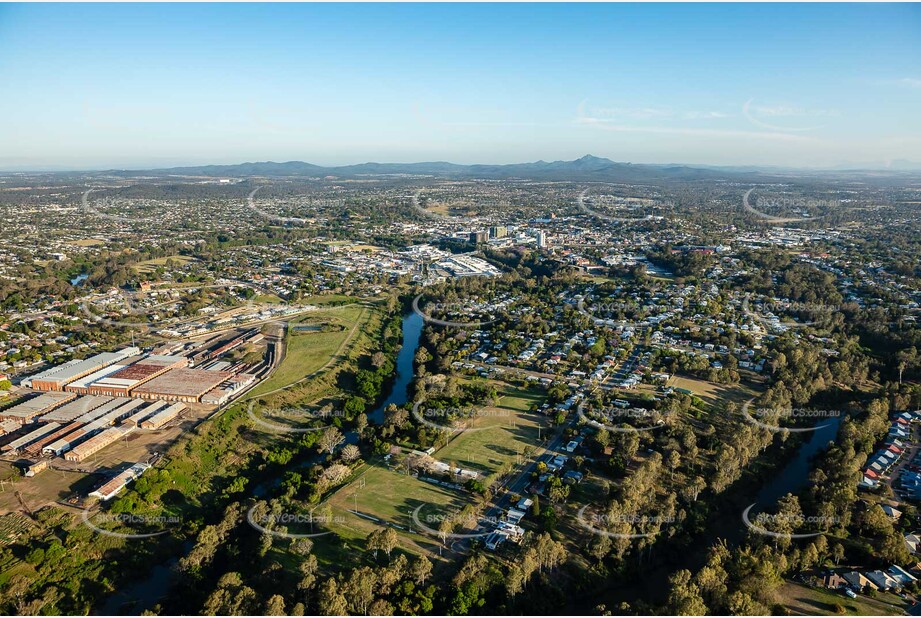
896, 77, 921, 88
575, 116, 813, 143
582, 102, 730, 122
575, 100, 811, 142
742, 99, 830, 132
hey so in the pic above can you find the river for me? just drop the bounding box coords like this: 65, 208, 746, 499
368, 311, 423, 424
752, 414, 843, 508
95, 558, 179, 615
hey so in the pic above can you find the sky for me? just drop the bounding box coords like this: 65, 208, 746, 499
0, 3, 919, 171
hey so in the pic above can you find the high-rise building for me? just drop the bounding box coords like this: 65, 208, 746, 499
489, 225, 508, 239
535, 231, 548, 248
469, 231, 488, 244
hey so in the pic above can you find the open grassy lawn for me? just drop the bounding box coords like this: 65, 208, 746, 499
247, 304, 370, 398
432, 382, 546, 485
779, 581, 911, 616
132, 255, 196, 274
300, 294, 361, 306
667, 374, 760, 407
253, 293, 283, 304
324, 464, 466, 556
66, 238, 106, 247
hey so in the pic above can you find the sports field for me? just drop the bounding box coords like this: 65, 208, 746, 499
432, 383, 545, 485
325, 464, 467, 555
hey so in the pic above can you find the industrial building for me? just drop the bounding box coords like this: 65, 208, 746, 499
200, 373, 256, 405
65, 427, 132, 462
90, 463, 150, 501
40, 395, 114, 423
2, 422, 61, 453
0, 391, 75, 424
0, 420, 20, 436
24, 348, 140, 391
132, 368, 234, 403
84, 355, 186, 397
139, 402, 186, 429
63, 361, 136, 395
124, 401, 170, 427
3, 339, 259, 466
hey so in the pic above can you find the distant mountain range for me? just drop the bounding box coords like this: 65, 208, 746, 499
107, 155, 727, 182
75, 154, 921, 182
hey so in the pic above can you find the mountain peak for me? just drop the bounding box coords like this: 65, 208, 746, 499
569, 154, 615, 168
577, 154, 612, 163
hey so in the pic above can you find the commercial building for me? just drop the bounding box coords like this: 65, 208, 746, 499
489, 226, 508, 239
435, 254, 501, 278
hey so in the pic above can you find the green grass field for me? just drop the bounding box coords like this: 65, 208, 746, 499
247, 304, 370, 398
325, 464, 467, 555
778, 581, 911, 616
299, 294, 361, 306
430, 382, 545, 485
320, 382, 548, 555
667, 375, 760, 407
253, 293, 284, 304
132, 255, 196, 274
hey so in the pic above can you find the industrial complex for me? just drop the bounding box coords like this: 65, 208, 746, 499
0, 327, 267, 482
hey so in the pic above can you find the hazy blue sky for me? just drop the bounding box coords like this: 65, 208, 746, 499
1, 3, 919, 170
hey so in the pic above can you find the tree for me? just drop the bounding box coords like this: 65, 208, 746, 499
368, 599, 394, 616
410, 556, 433, 586
379, 527, 399, 559
317, 578, 348, 616
317, 464, 351, 492
366, 529, 384, 559
666, 569, 708, 616
264, 594, 286, 616
727, 590, 768, 616
438, 516, 454, 546
342, 567, 377, 615
319, 427, 345, 455
832, 543, 845, 566
290, 538, 313, 556
341, 444, 361, 463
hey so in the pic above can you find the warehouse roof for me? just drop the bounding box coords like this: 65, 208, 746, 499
0, 391, 75, 421
25, 348, 140, 386
132, 368, 234, 398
